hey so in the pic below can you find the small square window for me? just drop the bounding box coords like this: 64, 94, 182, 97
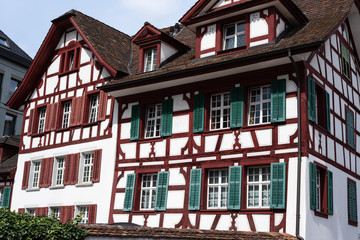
223, 22, 245, 50
248, 86, 271, 125
88, 95, 99, 123
207, 169, 228, 209
26, 209, 36, 216
49, 207, 60, 218
210, 92, 230, 130
145, 104, 162, 138
247, 166, 271, 208
140, 174, 157, 210
60, 44, 81, 74
144, 48, 157, 72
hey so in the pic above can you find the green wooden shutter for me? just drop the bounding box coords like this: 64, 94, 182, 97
123, 173, 136, 212
188, 169, 202, 210
327, 170, 333, 215
271, 79, 286, 122
230, 86, 244, 128
309, 162, 317, 210
1, 187, 11, 208
346, 109, 355, 149
193, 93, 205, 133
270, 163, 286, 209
348, 180, 357, 223
161, 99, 173, 137
228, 166, 242, 210
130, 104, 140, 141
325, 92, 331, 133
308, 77, 316, 122
155, 171, 169, 211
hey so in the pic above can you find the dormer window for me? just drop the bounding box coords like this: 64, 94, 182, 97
144, 48, 157, 72
0, 37, 9, 47
224, 22, 245, 50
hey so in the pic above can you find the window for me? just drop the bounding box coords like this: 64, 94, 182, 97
38, 107, 46, 133
140, 174, 157, 210
88, 95, 99, 123
223, 22, 245, 50
0, 37, 8, 47
145, 104, 162, 138
210, 92, 230, 130
348, 179, 357, 225
342, 44, 351, 80
62, 101, 72, 128
80, 152, 94, 183
27, 209, 35, 216
60, 42, 81, 74
8, 78, 20, 100
30, 161, 41, 189
54, 157, 65, 186
247, 166, 270, 208
144, 48, 157, 72
207, 169, 228, 209
3, 114, 16, 136
50, 207, 60, 218
249, 86, 271, 125
77, 206, 89, 224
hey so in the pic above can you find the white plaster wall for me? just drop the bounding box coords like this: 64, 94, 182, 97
250, 12, 268, 39
200, 24, 216, 51
160, 42, 177, 63
163, 214, 182, 228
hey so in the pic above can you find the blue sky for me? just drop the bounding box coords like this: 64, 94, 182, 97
0, 0, 198, 59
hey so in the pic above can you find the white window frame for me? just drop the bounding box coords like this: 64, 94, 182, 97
38, 107, 46, 133
27, 208, 35, 216
316, 169, 321, 212
210, 92, 231, 130
207, 169, 228, 209
88, 95, 99, 123
49, 207, 60, 218
247, 166, 271, 208
223, 21, 246, 50
144, 48, 157, 72
76, 206, 89, 224
62, 101, 72, 128
145, 104, 162, 138
53, 157, 66, 186
248, 86, 271, 125
30, 161, 41, 189
79, 152, 94, 183
140, 173, 157, 210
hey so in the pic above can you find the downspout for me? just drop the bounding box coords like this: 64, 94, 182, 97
288, 49, 304, 240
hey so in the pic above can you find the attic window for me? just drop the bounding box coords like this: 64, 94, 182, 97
144, 48, 157, 72
0, 37, 8, 47
224, 22, 245, 50
59, 42, 81, 74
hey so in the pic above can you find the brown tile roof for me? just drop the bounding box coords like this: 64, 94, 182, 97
102, 0, 353, 89
0, 136, 20, 174
80, 225, 298, 240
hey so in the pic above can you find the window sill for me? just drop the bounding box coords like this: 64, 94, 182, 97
26, 188, 40, 192
75, 182, 93, 187
31, 132, 46, 137
59, 69, 79, 77
217, 45, 247, 56
49, 185, 65, 190
314, 210, 328, 219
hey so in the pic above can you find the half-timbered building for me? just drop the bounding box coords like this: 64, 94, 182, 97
7, 0, 360, 239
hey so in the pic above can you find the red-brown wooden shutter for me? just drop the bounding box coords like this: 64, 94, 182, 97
71, 153, 80, 184
18, 208, 25, 213
22, 161, 31, 190
88, 204, 97, 224
77, 96, 85, 125
70, 97, 84, 126
39, 158, 47, 188
39, 157, 53, 188
98, 92, 107, 121
60, 206, 74, 223
46, 157, 54, 187
35, 207, 48, 216
50, 102, 59, 130
45, 104, 53, 132
70, 98, 78, 126
28, 109, 35, 135
92, 150, 102, 183
63, 155, 72, 185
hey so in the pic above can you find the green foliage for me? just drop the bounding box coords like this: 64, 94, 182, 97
0, 208, 88, 240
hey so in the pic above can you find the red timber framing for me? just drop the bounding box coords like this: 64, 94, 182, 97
305, 20, 360, 180
107, 62, 300, 232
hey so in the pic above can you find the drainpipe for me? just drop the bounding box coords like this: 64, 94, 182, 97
288, 49, 304, 240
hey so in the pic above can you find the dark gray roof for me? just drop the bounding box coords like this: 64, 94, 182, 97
0, 29, 32, 67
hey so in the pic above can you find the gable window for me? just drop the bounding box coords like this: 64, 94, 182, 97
88, 95, 99, 123
210, 92, 230, 130
249, 86, 271, 125
341, 44, 351, 80
207, 169, 228, 209
3, 114, 16, 136
62, 101, 72, 128
38, 107, 46, 133
30, 161, 41, 189
60, 42, 81, 74
144, 48, 157, 72
224, 22, 245, 50
54, 157, 65, 186
0, 37, 8, 47
247, 166, 270, 208
145, 104, 162, 138
80, 152, 94, 183
140, 174, 157, 210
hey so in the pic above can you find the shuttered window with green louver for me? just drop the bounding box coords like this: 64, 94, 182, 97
193, 93, 205, 133
346, 108, 355, 149
230, 87, 244, 128
228, 166, 242, 210
342, 44, 351, 80
1, 187, 11, 208
155, 171, 169, 211
270, 163, 286, 209
161, 99, 173, 137
325, 92, 331, 132
348, 179, 357, 224
327, 170, 333, 215
188, 169, 202, 210
271, 79, 286, 123
130, 104, 140, 141
309, 162, 317, 210
308, 77, 316, 122
123, 173, 136, 212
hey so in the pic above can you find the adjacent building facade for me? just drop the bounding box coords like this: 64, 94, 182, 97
7, 0, 360, 239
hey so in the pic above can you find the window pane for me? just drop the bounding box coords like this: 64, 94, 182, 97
225, 38, 235, 50
8, 79, 20, 100
3, 114, 16, 136
225, 24, 235, 36
237, 23, 245, 33
237, 34, 245, 47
